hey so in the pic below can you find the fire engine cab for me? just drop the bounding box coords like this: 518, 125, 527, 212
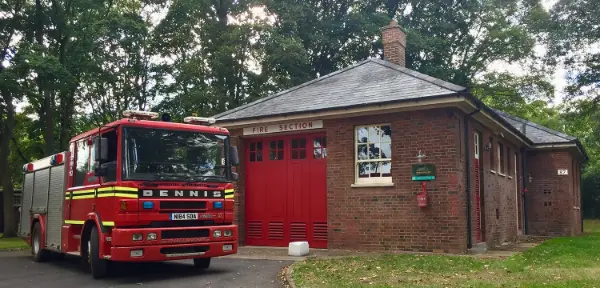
18, 111, 239, 278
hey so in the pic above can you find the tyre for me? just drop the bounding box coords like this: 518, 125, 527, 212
193, 258, 211, 269
89, 226, 109, 279
31, 222, 50, 262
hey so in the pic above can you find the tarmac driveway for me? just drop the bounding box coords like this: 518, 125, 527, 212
0, 251, 292, 288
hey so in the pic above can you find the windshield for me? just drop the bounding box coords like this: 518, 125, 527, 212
122, 127, 230, 182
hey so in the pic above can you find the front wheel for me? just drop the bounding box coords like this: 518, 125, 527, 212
31, 222, 50, 262
193, 258, 211, 269
89, 226, 109, 279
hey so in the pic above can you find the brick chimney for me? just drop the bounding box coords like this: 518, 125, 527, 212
381, 19, 407, 67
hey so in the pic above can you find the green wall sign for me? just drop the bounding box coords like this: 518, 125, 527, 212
412, 163, 436, 181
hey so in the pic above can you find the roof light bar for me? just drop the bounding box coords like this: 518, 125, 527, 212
23, 163, 33, 172
50, 154, 64, 165
123, 110, 159, 120
184, 116, 216, 125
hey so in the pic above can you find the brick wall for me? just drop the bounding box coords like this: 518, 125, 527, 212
465, 118, 521, 248
325, 108, 467, 253
229, 131, 246, 245
527, 150, 580, 236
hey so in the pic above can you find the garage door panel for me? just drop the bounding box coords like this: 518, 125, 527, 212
245, 133, 327, 248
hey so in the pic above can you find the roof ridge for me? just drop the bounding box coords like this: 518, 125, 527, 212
369, 58, 467, 92
213, 58, 376, 120
493, 109, 575, 142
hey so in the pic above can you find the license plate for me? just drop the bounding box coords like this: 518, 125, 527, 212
170, 213, 198, 220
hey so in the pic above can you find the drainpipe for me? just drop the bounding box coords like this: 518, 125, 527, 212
465, 107, 481, 249
521, 148, 529, 234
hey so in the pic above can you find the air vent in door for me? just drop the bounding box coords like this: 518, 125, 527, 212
247, 221, 262, 239
290, 222, 307, 241
268, 222, 284, 240
313, 222, 327, 241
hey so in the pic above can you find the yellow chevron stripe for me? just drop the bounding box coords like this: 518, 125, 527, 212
64, 220, 114, 226
72, 195, 96, 200
224, 189, 234, 193
225, 194, 234, 199
97, 193, 138, 199
64, 220, 85, 225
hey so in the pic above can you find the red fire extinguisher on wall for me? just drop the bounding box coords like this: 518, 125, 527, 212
417, 182, 428, 208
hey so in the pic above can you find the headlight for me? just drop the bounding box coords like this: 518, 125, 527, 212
132, 233, 143, 241
147, 233, 157, 241
213, 230, 222, 238
224, 230, 232, 237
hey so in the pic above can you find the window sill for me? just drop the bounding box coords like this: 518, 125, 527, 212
508, 176, 513, 179
499, 173, 506, 177
490, 170, 496, 174
351, 183, 395, 188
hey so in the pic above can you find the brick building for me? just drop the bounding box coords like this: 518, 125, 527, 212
212, 20, 587, 253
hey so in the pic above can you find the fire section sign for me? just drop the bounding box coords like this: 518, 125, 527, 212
243, 120, 323, 135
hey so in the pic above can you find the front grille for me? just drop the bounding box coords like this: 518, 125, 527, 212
161, 229, 210, 239
146, 220, 215, 228
160, 201, 206, 210
160, 245, 210, 255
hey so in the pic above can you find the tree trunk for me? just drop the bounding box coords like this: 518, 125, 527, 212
0, 91, 17, 237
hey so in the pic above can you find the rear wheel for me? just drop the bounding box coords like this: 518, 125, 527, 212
89, 226, 109, 279
193, 258, 211, 269
31, 222, 49, 262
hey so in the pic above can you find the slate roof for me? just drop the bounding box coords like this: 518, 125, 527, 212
214, 58, 467, 121
493, 109, 576, 145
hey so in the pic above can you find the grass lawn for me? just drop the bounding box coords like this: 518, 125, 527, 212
0, 233, 29, 251
292, 220, 600, 287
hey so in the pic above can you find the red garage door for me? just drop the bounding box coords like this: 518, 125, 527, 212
245, 133, 327, 248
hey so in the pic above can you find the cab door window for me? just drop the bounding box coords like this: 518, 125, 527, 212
74, 139, 90, 187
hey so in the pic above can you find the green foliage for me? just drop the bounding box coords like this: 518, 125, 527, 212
293, 222, 600, 287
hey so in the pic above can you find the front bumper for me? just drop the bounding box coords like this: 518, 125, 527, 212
110, 241, 237, 262
109, 225, 237, 262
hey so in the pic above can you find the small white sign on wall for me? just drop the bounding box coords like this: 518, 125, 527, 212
558, 169, 569, 175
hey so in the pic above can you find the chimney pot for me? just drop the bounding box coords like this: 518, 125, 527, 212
381, 19, 407, 67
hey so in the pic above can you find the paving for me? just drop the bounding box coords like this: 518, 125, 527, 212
0, 251, 292, 288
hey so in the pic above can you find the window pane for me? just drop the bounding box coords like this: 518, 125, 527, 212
278, 140, 284, 149
314, 149, 322, 159
368, 143, 379, 159
314, 137, 321, 148
250, 152, 256, 162
368, 127, 380, 143
369, 162, 381, 177
270, 151, 277, 160
322, 148, 327, 158
257, 142, 262, 150
357, 144, 368, 160
322, 137, 327, 147
250, 142, 256, 151
379, 142, 391, 159
256, 151, 263, 161
358, 162, 371, 178
357, 127, 368, 143
381, 161, 391, 177
270, 141, 276, 149
292, 150, 298, 159
381, 126, 391, 143
292, 140, 298, 149
278, 150, 284, 160
299, 138, 306, 148
299, 150, 306, 159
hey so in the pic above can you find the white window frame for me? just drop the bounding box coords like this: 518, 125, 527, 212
497, 142, 505, 176
474, 132, 480, 159
354, 124, 392, 186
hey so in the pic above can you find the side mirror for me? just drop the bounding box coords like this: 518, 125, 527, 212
230, 146, 240, 166
231, 172, 239, 181
94, 137, 109, 163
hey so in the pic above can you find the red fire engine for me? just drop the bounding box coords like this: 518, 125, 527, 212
18, 111, 239, 278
